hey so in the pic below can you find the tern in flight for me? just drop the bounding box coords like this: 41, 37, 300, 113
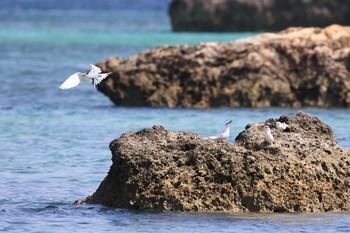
59, 64, 111, 89
206, 120, 232, 142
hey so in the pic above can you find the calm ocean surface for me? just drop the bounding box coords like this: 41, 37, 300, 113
1, 1, 350, 232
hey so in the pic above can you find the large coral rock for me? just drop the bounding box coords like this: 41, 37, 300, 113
169, 0, 350, 32
83, 112, 350, 212
97, 25, 350, 108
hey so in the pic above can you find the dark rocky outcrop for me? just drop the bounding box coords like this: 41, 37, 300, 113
169, 0, 350, 32
81, 112, 350, 213
96, 25, 350, 108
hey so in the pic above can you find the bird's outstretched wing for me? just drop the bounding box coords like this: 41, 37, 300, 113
59, 72, 84, 89
88, 64, 102, 77
93, 72, 112, 86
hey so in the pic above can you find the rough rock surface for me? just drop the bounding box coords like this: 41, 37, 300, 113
169, 0, 350, 32
82, 112, 350, 213
97, 25, 350, 108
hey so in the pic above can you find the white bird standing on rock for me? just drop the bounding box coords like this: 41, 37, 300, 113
206, 120, 232, 142
276, 121, 288, 130
264, 126, 274, 143
59, 64, 111, 89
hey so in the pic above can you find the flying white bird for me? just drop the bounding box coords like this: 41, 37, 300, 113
206, 120, 232, 142
59, 64, 111, 89
264, 126, 274, 143
276, 122, 288, 130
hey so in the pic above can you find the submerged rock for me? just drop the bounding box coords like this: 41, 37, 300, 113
169, 0, 350, 32
82, 112, 350, 213
97, 25, 350, 108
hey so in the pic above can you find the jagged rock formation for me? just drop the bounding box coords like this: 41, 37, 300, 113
96, 25, 350, 108
81, 112, 350, 213
168, 0, 350, 32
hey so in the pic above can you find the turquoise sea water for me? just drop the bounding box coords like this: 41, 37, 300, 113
1, 1, 350, 232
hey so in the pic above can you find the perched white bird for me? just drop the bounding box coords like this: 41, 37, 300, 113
276, 121, 288, 130
59, 64, 111, 89
206, 120, 232, 142
264, 126, 274, 143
